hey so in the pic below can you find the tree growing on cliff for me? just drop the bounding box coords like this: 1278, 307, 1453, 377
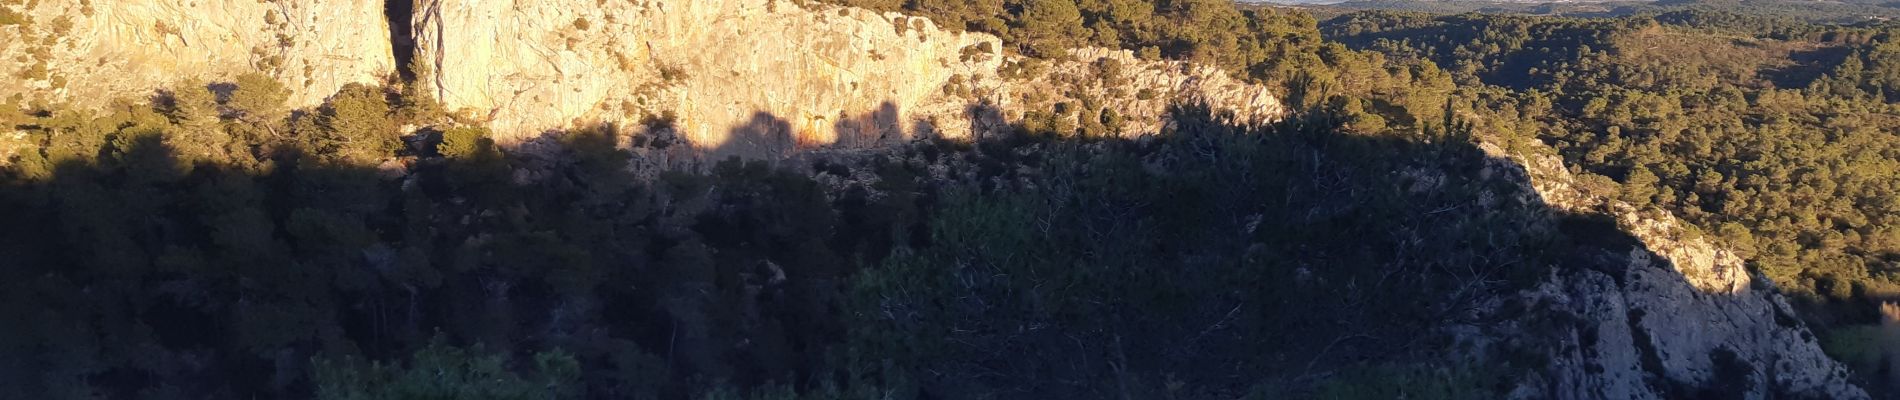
833, 0, 903, 11
397, 57, 446, 124
1013, 0, 1088, 58
908, 0, 1006, 32
160, 80, 234, 166
229, 72, 291, 124
312, 83, 396, 163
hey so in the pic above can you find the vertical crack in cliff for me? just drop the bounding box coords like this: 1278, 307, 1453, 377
414, 0, 447, 102
385, 0, 417, 82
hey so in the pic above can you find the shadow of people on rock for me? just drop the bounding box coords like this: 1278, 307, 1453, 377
711, 112, 797, 163
680, 99, 1009, 172
832, 101, 903, 149
965, 98, 1007, 142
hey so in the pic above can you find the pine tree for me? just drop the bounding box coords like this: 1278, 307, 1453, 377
315, 83, 395, 163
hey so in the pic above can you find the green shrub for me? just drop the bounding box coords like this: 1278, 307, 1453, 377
313, 83, 396, 162
313, 336, 581, 400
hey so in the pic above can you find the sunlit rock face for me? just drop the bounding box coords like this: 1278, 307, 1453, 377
1016, 47, 1285, 139
412, 0, 1001, 149
0, 0, 1283, 153
410, 0, 1283, 151
0, 0, 394, 107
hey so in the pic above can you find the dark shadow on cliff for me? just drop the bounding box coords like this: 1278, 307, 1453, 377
385, 0, 418, 81
695, 101, 913, 164
0, 95, 1833, 399
832, 102, 903, 148
711, 111, 797, 162
669, 99, 1008, 173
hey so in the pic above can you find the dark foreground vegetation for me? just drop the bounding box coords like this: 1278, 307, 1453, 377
0, 68, 1583, 398
825, 0, 1900, 393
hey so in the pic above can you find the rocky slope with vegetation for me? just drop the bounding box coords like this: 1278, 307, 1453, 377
1477, 137, 1864, 399
1324, 8, 1900, 394
0, 0, 1887, 398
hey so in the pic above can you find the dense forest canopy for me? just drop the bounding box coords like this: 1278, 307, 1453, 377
6, 0, 1900, 398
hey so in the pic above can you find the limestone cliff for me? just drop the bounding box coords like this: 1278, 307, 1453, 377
412, 0, 993, 150
1475, 140, 1867, 399
409, 0, 1281, 150
0, 0, 393, 108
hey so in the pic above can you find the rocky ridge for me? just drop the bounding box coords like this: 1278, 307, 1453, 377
409, 0, 1282, 149
1477, 140, 1866, 399
1, 0, 1281, 156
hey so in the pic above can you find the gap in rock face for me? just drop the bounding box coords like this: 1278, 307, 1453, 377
386, 0, 417, 82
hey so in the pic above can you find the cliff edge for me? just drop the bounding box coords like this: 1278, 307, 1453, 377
1477, 139, 1866, 399
409, 0, 1281, 149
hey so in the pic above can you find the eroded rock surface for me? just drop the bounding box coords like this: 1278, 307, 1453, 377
1478, 141, 1866, 400
0, 0, 394, 108
410, 0, 1283, 150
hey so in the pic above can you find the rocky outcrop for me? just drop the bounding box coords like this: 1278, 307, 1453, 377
1476, 141, 1866, 399
409, 0, 1282, 149
1000, 47, 1284, 139
413, 0, 998, 151
0, 0, 393, 108
1510, 148, 1754, 295
1, 0, 1281, 154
